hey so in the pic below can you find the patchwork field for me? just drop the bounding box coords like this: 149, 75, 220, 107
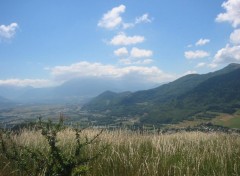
213, 110, 240, 129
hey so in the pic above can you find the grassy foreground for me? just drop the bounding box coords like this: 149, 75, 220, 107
1, 127, 240, 176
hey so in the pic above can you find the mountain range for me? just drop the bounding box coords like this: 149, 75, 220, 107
83, 63, 240, 124
0, 77, 158, 106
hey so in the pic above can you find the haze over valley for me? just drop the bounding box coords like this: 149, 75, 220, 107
1, 1, 240, 175
0, 0, 240, 128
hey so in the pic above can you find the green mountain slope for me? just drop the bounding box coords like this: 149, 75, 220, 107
83, 63, 240, 124
84, 91, 132, 111
181, 68, 240, 113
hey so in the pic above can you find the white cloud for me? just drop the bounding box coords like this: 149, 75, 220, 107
122, 13, 152, 29
110, 32, 145, 45
135, 13, 152, 24
230, 29, 240, 44
130, 47, 153, 58
114, 47, 129, 56
213, 0, 240, 68
98, 5, 153, 30
0, 61, 173, 87
196, 62, 207, 68
116, 47, 153, 65
49, 61, 174, 83
195, 38, 210, 46
0, 23, 18, 40
98, 5, 125, 29
184, 50, 210, 59
216, 0, 240, 28
0, 79, 53, 88
213, 44, 240, 64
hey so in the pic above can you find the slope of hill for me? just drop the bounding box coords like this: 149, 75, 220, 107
181, 68, 240, 113
83, 63, 240, 124
84, 91, 132, 112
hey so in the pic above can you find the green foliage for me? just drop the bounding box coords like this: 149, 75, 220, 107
84, 64, 240, 125
0, 117, 106, 176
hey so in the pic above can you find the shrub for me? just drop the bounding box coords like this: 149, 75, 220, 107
0, 117, 106, 176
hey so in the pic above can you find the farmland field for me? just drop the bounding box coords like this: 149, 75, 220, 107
213, 110, 240, 129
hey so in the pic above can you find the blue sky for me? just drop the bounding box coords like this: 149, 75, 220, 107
0, 0, 240, 87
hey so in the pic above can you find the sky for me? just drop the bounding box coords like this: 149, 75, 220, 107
0, 0, 240, 88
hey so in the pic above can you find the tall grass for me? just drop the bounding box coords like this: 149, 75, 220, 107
90, 130, 240, 176
1, 127, 240, 176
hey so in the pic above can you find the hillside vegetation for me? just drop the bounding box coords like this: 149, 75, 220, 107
83, 63, 240, 125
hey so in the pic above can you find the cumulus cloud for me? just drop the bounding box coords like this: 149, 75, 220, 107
114, 47, 129, 56
212, 0, 240, 68
184, 50, 210, 59
216, 0, 240, 28
130, 47, 153, 58
213, 44, 240, 64
0, 23, 18, 40
195, 38, 210, 46
98, 5, 126, 29
135, 13, 152, 24
115, 47, 154, 65
122, 13, 152, 29
0, 79, 53, 88
110, 32, 145, 45
230, 29, 240, 44
98, 5, 153, 30
49, 61, 174, 83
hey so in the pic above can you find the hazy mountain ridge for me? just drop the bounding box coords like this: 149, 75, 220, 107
0, 77, 157, 105
83, 63, 240, 124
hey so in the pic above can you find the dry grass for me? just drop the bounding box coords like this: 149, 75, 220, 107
1, 128, 240, 176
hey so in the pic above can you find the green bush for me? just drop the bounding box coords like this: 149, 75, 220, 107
0, 117, 106, 176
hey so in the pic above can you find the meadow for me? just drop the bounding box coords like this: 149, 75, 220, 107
1, 125, 240, 176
